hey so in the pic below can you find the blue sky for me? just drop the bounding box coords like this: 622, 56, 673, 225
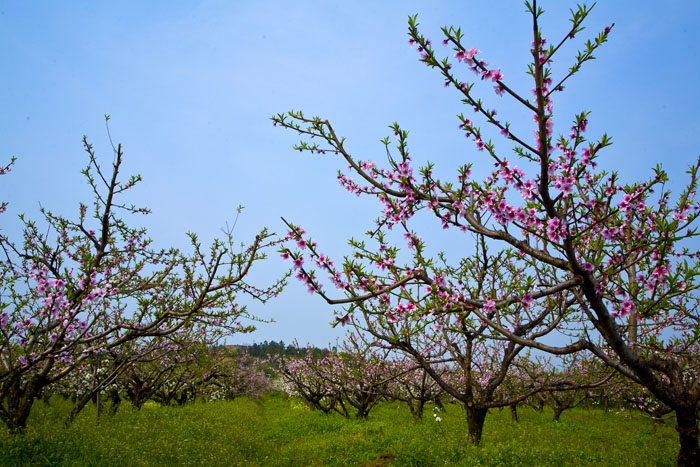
1, 1, 699, 347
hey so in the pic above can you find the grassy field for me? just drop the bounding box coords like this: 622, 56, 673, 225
0, 394, 677, 466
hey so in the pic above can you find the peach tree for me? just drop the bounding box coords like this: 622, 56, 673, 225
0, 123, 286, 433
274, 2, 700, 464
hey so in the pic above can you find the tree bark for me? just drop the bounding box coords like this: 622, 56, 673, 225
535, 399, 545, 413
675, 406, 700, 467
510, 404, 519, 422
415, 399, 424, 421
465, 405, 488, 446
355, 404, 369, 419
409, 399, 425, 421
95, 391, 101, 425
553, 407, 564, 422
3, 400, 32, 435
67, 393, 94, 426
108, 388, 121, 416
2, 378, 37, 434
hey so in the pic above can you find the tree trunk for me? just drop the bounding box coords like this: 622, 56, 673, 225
355, 404, 369, 419
3, 380, 36, 434
3, 402, 32, 435
108, 389, 121, 416
465, 405, 488, 446
176, 393, 189, 406
415, 399, 424, 421
510, 404, 519, 422
127, 389, 145, 410
5, 411, 31, 434
95, 391, 101, 425
408, 399, 424, 421
536, 399, 544, 413
675, 406, 700, 467
66, 392, 94, 426
553, 407, 564, 422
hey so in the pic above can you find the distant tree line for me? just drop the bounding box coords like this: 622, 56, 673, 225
216, 341, 331, 360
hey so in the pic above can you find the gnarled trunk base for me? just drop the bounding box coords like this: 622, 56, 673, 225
465, 405, 488, 446
675, 407, 700, 467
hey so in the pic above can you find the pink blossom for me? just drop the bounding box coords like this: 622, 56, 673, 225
619, 300, 636, 317
580, 148, 592, 166
335, 314, 350, 326
546, 218, 561, 242
465, 48, 480, 59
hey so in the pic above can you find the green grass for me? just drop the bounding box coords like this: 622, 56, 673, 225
0, 394, 677, 466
